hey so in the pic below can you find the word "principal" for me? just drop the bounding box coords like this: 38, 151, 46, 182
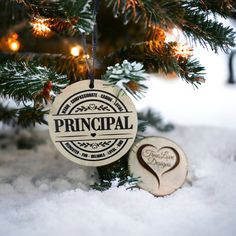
54, 116, 133, 132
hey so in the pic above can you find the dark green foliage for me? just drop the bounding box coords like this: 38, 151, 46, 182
92, 154, 139, 191
106, 0, 184, 28
0, 61, 68, 102
178, 58, 205, 87
16, 135, 40, 149
102, 60, 148, 99
93, 154, 130, 191
0, 103, 17, 126
138, 109, 174, 132
103, 42, 205, 86
21, 0, 94, 34
138, 120, 149, 133
181, 7, 235, 52
0, 52, 87, 83
0, 103, 48, 127
17, 106, 48, 127
106, 0, 235, 52
186, 0, 235, 18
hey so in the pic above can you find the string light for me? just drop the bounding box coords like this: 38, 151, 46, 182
9, 41, 20, 51
150, 26, 166, 44
146, 26, 192, 60
165, 28, 181, 43
83, 54, 90, 59
146, 26, 166, 52
7, 33, 20, 52
31, 18, 51, 37
70, 45, 83, 57
11, 33, 18, 40
173, 43, 193, 59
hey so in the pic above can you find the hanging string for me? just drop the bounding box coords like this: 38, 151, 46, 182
92, 0, 99, 79
82, 0, 99, 89
81, 34, 94, 86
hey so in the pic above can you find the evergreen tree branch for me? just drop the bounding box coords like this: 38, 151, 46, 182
0, 52, 87, 82
186, 0, 235, 18
0, 61, 68, 103
106, 0, 183, 28
19, 0, 94, 34
0, 103, 48, 127
138, 109, 174, 132
102, 60, 148, 99
181, 6, 236, 52
0, 103, 17, 126
103, 42, 205, 86
106, 0, 235, 53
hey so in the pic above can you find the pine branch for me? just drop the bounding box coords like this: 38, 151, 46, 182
106, 0, 183, 28
106, 0, 235, 53
0, 103, 48, 127
0, 52, 87, 82
0, 61, 68, 103
181, 7, 236, 52
186, 0, 235, 18
93, 153, 132, 191
138, 120, 148, 133
103, 42, 205, 86
17, 106, 48, 127
178, 58, 205, 87
20, 0, 94, 34
138, 109, 174, 132
0, 103, 17, 126
102, 60, 148, 99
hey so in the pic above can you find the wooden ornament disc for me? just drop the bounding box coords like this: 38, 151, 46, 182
48, 80, 137, 167
129, 137, 188, 196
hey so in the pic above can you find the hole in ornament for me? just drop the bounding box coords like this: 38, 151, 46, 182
89, 82, 94, 89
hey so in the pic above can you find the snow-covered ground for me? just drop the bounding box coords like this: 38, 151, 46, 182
0, 126, 236, 236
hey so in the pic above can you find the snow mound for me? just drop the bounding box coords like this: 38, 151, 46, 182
0, 126, 236, 236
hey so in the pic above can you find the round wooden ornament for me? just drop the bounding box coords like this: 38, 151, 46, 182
129, 137, 188, 196
48, 79, 137, 167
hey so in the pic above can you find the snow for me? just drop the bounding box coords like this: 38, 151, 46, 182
0, 125, 236, 236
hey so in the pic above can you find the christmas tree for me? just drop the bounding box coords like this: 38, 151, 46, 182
0, 0, 235, 190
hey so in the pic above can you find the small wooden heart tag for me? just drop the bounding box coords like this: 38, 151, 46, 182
129, 137, 187, 196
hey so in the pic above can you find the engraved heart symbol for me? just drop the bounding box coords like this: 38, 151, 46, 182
137, 145, 180, 188
89, 104, 96, 110
91, 133, 96, 137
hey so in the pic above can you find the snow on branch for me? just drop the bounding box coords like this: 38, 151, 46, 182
102, 60, 148, 99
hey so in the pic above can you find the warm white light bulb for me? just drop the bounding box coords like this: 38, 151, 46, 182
70, 46, 82, 57
31, 18, 51, 37
83, 54, 90, 59
9, 41, 20, 51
